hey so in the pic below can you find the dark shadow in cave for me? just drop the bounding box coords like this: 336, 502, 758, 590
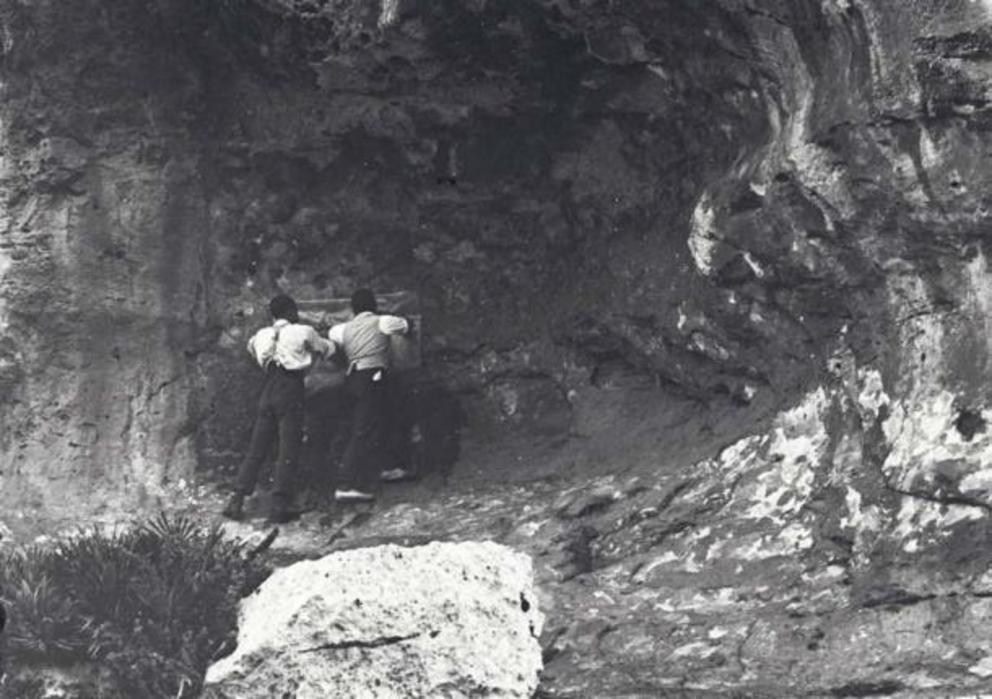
296, 371, 464, 506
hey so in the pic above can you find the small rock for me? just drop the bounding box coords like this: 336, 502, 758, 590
555, 484, 619, 519
969, 656, 992, 678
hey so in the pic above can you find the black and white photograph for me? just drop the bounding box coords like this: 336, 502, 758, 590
1, 1, 991, 696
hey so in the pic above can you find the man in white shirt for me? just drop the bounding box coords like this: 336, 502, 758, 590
223, 294, 335, 523
328, 288, 410, 502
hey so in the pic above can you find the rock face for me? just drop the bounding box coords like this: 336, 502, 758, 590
203, 541, 543, 698
7, 0, 992, 692
1, 0, 990, 512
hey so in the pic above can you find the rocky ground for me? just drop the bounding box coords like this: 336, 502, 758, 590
7, 376, 992, 696
190, 379, 992, 698
203, 480, 992, 698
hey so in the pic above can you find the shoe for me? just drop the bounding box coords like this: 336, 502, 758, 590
380, 468, 414, 482
334, 488, 375, 503
266, 493, 301, 524
222, 494, 244, 521
265, 507, 299, 525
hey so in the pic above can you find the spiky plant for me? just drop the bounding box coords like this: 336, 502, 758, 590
0, 514, 271, 698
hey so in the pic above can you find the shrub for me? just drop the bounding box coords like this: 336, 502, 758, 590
0, 513, 271, 698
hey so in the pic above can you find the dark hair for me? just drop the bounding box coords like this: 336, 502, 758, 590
351, 288, 377, 314
269, 294, 299, 322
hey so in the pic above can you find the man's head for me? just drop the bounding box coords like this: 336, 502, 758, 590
351, 288, 377, 315
269, 294, 299, 322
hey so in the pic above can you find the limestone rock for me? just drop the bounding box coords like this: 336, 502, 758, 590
11, 0, 992, 692
204, 541, 543, 698
7, 0, 992, 535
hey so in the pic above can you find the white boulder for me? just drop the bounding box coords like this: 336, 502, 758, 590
204, 540, 544, 698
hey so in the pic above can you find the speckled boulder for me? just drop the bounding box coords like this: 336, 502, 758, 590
204, 541, 543, 698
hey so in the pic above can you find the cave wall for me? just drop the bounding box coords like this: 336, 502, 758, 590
0, 1, 219, 514
698, 0, 992, 520
190, 0, 794, 472
4, 0, 992, 524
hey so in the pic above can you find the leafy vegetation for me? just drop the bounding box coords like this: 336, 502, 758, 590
0, 514, 271, 698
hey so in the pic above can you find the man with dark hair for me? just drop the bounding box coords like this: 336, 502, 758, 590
328, 288, 411, 502
223, 294, 335, 523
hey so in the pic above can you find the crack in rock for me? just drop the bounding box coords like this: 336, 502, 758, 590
300, 631, 425, 653
884, 482, 992, 513
859, 588, 937, 610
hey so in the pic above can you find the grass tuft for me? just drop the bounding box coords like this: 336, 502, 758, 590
0, 513, 270, 697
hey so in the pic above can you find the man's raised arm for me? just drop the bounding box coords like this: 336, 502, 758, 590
378, 314, 410, 336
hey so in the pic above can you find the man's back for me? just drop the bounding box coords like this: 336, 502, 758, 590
329, 312, 408, 372
248, 319, 332, 371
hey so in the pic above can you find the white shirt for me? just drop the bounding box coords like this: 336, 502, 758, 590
247, 319, 335, 371
327, 312, 409, 345
328, 312, 409, 371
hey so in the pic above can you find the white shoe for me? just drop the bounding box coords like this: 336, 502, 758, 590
380, 468, 413, 482
334, 489, 375, 502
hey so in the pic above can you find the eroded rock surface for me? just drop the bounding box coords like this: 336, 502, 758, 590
0, 0, 985, 512
208, 387, 992, 696
1, 0, 991, 526
204, 541, 543, 699
6, 0, 992, 695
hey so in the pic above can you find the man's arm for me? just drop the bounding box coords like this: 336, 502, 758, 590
327, 323, 349, 369
246, 330, 264, 367
328, 323, 346, 345
306, 326, 335, 359
378, 314, 410, 336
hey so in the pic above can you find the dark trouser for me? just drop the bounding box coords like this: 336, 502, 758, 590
381, 376, 410, 472
338, 367, 388, 491
236, 366, 305, 505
